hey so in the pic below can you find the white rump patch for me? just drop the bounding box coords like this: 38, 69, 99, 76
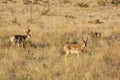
10, 36, 15, 42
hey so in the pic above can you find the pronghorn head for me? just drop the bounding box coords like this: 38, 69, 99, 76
81, 36, 88, 48
26, 28, 31, 38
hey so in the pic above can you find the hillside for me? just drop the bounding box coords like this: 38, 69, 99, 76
0, 0, 120, 80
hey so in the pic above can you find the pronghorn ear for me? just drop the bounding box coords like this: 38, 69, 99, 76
26, 28, 31, 33
85, 37, 88, 46
86, 37, 88, 43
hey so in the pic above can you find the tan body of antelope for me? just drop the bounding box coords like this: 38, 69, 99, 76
10, 28, 31, 47
64, 37, 88, 58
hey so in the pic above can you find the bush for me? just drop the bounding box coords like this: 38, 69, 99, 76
98, 0, 120, 6
23, 39, 32, 48
76, 2, 89, 8
97, 0, 107, 6
23, 0, 32, 5
111, 0, 120, 5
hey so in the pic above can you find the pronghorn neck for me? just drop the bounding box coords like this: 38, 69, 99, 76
82, 43, 86, 48
26, 34, 31, 38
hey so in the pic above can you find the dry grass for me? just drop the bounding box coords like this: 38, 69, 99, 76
0, 0, 120, 80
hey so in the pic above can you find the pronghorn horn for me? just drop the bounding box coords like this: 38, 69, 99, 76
82, 36, 88, 46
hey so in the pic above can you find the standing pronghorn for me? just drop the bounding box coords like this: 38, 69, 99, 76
10, 28, 31, 47
64, 37, 88, 58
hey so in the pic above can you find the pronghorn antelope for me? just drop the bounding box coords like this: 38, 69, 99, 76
10, 28, 31, 47
64, 37, 88, 58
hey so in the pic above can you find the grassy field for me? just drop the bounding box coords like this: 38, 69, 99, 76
0, 0, 120, 80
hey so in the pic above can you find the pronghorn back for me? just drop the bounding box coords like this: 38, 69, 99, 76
64, 44, 84, 52
10, 35, 27, 43
64, 44, 82, 50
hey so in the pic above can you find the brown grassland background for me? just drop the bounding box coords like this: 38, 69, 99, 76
0, 0, 120, 80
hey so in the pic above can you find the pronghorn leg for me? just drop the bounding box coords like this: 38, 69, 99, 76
77, 52, 80, 59
21, 42, 23, 48
21, 42, 25, 48
65, 51, 70, 58
11, 42, 15, 48
10, 43, 13, 48
17, 43, 20, 48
